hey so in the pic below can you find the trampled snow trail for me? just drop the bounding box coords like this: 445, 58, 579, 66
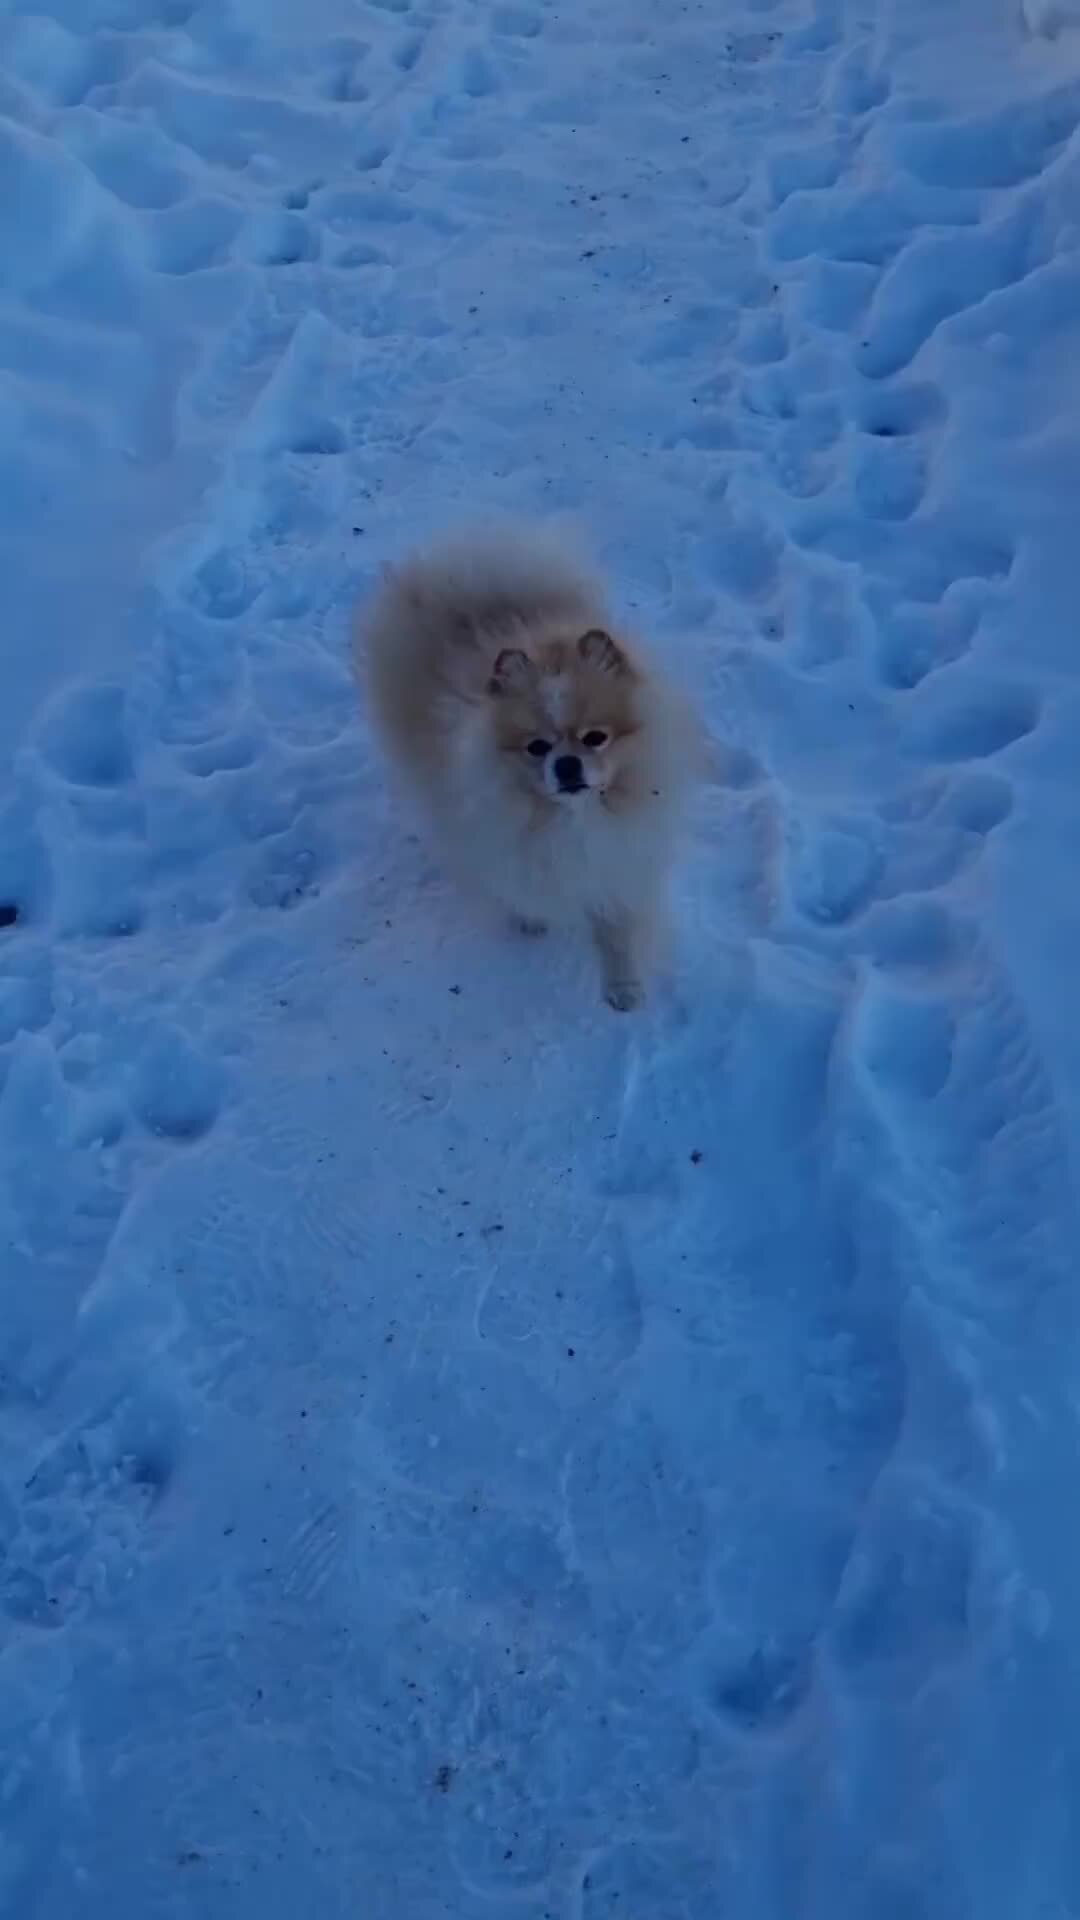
2, 0, 1080, 1913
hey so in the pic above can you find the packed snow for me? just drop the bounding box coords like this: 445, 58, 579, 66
2, 0, 1080, 1912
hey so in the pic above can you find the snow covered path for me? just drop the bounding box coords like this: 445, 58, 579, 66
2, 0, 1080, 1913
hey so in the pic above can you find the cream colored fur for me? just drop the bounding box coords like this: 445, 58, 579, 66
355, 525, 698, 1009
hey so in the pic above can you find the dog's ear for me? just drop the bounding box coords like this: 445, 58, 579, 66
578, 628, 627, 676
488, 647, 533, 695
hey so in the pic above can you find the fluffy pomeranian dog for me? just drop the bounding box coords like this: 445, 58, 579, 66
356, 525, 698, 1010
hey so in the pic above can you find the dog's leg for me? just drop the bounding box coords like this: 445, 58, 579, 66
512, 914, 549, 938
590, 910, 645, 1012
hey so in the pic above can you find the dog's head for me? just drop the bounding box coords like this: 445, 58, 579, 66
486, 627, 643, 804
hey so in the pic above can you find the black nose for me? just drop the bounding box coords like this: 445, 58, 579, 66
554, 754, 585, 790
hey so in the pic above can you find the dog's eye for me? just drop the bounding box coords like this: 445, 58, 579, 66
526, 738, 552, 758
581, 729, 609, 750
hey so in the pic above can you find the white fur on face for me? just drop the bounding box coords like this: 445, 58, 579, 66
541, 739, 604, 800
545, 672, 572, 731
521, 673, 609, 800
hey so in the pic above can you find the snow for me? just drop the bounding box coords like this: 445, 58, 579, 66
1, 0, 1080, 1911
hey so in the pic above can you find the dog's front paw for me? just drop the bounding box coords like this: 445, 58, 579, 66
605, 978, 644, 1013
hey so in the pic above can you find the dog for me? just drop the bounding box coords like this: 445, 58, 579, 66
355, 525, 698, 1010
